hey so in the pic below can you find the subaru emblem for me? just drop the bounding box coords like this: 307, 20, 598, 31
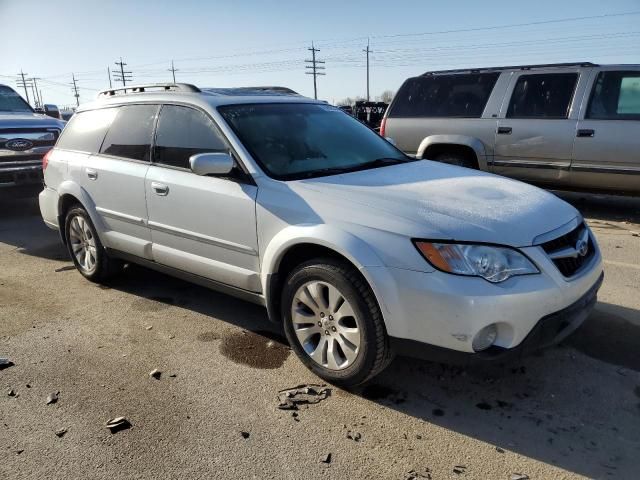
576, 238, 588, 257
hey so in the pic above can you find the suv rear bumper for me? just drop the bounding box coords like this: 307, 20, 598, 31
389, 272, 603, 365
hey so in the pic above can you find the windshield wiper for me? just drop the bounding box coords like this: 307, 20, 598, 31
293, 157, 413, 180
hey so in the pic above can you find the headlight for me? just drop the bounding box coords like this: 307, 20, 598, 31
414, 241, 539, 283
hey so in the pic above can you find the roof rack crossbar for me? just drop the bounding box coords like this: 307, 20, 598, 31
97, 83, 201, 98
421, 62, 598, 76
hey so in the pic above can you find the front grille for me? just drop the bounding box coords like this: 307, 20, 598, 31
541, 223, 594, 277
0, 128, 59, 160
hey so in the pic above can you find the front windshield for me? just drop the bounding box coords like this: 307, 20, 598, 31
0, 86, 33, 113
218, 103, 411, 180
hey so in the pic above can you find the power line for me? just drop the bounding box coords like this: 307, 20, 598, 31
16, 70, 30, 105
363, 39, 372, 101
305, 42, 325, 100
71, 73, 80, 106
113, 57, 133, 87
168, 60, 178, 83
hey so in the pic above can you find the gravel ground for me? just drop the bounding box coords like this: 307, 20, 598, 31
1, 192, 639, 480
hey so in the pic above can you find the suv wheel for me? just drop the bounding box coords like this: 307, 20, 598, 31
281, 258, 392, 386
434, 152, 476, 169
64, 206, 121, 282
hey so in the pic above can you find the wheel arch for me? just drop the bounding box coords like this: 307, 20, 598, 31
56, 181, 105, 244
416, 135, 488, 170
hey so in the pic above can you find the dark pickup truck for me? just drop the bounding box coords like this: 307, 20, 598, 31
1, 84, 65, 196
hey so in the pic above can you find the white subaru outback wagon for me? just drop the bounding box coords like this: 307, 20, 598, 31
39, 83, 604, 386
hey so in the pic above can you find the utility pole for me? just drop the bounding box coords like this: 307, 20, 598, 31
30, 77, 42, 108
305, 42, 325, 100
107, 67, 113, 88
363, 39, 372, 102
71, 73, 80, 106
113, 57, 133, 88
17, 70, 30, 105
168, 60, 178, 83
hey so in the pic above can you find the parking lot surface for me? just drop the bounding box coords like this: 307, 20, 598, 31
1, 192, 639, 480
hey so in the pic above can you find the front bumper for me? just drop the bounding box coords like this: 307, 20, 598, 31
0, 165, 43, 188
389, 272, 603, 365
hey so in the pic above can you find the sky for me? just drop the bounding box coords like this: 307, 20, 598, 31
1, 0, 639, 108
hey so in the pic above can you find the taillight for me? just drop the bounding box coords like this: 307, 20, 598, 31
379, 116, 387, 137
43, 149, 52, 171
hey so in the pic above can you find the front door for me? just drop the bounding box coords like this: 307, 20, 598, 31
492, 71, 581, 186
145, 104, 260, 292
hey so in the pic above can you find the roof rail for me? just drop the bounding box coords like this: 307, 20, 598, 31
421, 62, 598, 76
97, 83, 201, 98
201, 86, 299, 96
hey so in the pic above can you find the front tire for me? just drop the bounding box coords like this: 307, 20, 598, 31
281, 258, 392, 387
64, 206, 121, 282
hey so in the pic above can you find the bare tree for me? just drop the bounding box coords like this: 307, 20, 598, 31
377, 90, 395, 103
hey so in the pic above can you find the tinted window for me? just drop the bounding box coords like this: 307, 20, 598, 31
154, 105, 227, 169
0, 85, 32, 113
388, 73, 499, 118
587, 71, 640, 120
100, 104, 158, 161
56, 108, 117, 153
507, 73, 578, 119
219, 103, 410, 180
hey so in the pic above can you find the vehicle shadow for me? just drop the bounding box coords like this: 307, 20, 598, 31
552, 190, 640, 225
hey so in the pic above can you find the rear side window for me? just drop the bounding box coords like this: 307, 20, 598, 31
154, 105, 228, 169
388, 73, 499, 118
587, 71, 640, 120
100, 104, 158, 161
507, 73, 578, 119
56, 108, 117, 153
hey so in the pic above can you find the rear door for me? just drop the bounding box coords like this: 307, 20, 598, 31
145, 104, 260, 292
79, 104, 157, 258
570, 68, 640, 193
493, 70, 584, 185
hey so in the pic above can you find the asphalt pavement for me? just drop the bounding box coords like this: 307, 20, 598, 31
1, 191, 639, 479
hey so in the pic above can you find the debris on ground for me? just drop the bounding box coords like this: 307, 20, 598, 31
453, 465, 467, 474
8, 389, 16, 397
346, 430, 362, 442
277, 384, 331, 410
145, 325, 153, 331
320, 453, 332, 464
55, 428, 67, 438
0, 357, 14, 370
106, 416, 131, 433
511, 475, 529, 480
46, 392, 59, 405
54, 265, 76, 272
406, 468, 432, 479
16, 449, 24, 455
149, 369, 161, 380
291, 412, 299, 422
495, 446, 505, 453
240, 431, 250, 439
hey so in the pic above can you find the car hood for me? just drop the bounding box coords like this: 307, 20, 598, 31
0, 111, 65, 129
292, 160, 579, 247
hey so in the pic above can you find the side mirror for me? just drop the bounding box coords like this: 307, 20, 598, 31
189, 152, 234, 176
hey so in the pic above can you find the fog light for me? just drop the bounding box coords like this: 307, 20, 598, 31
472, 324, 498, 352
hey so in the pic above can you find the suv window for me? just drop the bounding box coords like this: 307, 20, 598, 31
587, 71, 640, 120
56, 108, 118, 153
100, 104, 158, 161
388, 73, 499, 118
507, 73, 578, 119
154, 105, 228, 169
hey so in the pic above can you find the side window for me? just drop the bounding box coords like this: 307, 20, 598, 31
154, 105, 228, 169
56, 108, 117, 153
507, 73, 578, 119
587, 71, 640, 120
388, 73, 499, 118
100, 104, 158, 161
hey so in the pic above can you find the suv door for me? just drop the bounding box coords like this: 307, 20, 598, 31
71, 104, 157, 259
145, 104, 260, 292
571, 68, 640, 194
493, 71, 584, 186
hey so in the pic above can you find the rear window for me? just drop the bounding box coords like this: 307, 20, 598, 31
100, 104, 158, 161
587, 71, 640, 120
56, 108, 117, 153
507, 73, 578, 119
388, 73, 499, 118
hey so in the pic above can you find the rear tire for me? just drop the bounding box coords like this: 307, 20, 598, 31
64, 206, 122, 282
281, 258, 393, 387
434, 152, 476, 169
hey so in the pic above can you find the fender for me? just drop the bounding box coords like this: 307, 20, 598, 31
261, 224, 398, 325
56, 180, 109, 241
416, 134, 489, 170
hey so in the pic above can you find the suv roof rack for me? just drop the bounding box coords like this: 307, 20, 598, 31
421, 62, 598, 76
97, 83, 201, 98
202, 86, 299, 96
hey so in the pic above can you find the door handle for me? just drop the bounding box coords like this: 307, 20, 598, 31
85, 168, 98, 180
497, 126, 512, 135
577, 129, 595, 138
151, 182, 169, 196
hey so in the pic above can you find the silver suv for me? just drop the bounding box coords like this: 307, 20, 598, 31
382, 62, 640, 195
39, 83, 603, 386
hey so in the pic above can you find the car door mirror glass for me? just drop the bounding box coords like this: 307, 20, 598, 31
189, 152, 234, 176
